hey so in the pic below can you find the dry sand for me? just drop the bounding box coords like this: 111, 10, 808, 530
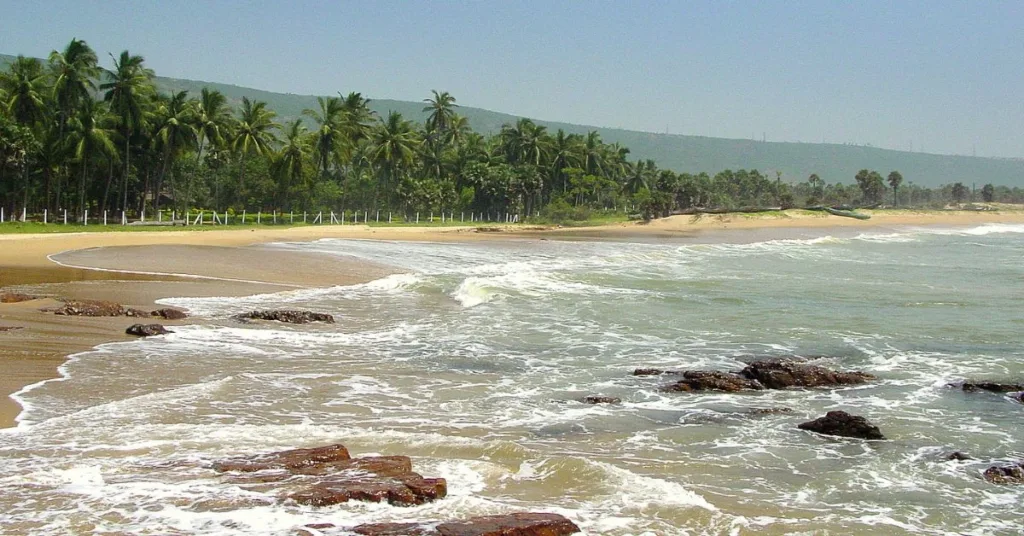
2, 209, 1023, 427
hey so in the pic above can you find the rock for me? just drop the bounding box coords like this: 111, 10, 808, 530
0, 326, 23, 332
353, 513, 581, 536
633, 368, 683, 376
798, 410, 885, 440
959, 382, 1024, 393
288, 456, 447, 507
53, 299, 149, 317
151, 308, 188, 320
0, 292, 38, 303
1011, 392, 1024, 404
747, 407, 794, 416
663, 371, 764, 392
982, 463, 1024, 484
580, 395, 621, 404
213, 443, 351, 473
125, 324, 172, 337
739, 359, 875, 389
945, 451, 972, 461
234, 310, 335, 324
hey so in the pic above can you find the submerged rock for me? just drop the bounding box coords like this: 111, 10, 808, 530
580, 395, 621, 404
958, 382, 1024, 393
633, 368, 683, 376
0, 292, 38, 303
213, 443, 351, 473
1010, 392, 1024, 404
663, 371, 764, 392
739, 359, 875, 389
53, 299, 148, 317
352, 513, 581, 536
125, 324, 172, 337
233, 310, 335, 324
945, 451, 972, 461
798, 410, 885, 440
151, 308, 188, 320
747, 407, 794, 416
982, 462, 1024, 484
0, 326, 23, 332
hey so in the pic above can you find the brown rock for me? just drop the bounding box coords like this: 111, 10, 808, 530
213, 443, 351, 473
0, 326, 23, 332
0, 292, 38, 303
747, 407, 794, 416
945, 451, 972, 461
633, 368, 683, 376
151, 308, 188, 320
353, 513, 581, 536
983, 463, 1024, 484
289, 465, 447, 507
740, 359, 874, 389
580, 395, 621, 404
234, 310, 335, 324
663, 371, 764, 392
960, 382, 1024, 393
126, 324, 172, 337
52, 299, 149, 317
798, 410, 885, 440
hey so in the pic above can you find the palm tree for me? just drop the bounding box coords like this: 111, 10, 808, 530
887, 171, 903, 207
549, 129, 582, 194
272, 119, 310, 208
582, 131, 604, 177
67, 98, 117, 220
423, 90, 458, 136
49, 39, 99, 138
101, 50, 155, 212
189, 88, 231, 207
339, 91, 375, 147
500, 118, 548, 166
1, 56, 47, 127
230, 97, 278, 200
303, 96, 344, 179
153, 90, 196, 211
369, 111, 419, 201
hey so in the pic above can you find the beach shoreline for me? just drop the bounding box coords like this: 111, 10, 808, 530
2, 208, 1023, 428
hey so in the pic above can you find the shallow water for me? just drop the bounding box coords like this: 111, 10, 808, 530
2, 224, 1023, 535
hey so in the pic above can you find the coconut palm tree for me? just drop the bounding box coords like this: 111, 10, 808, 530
1, 56, 47, 127
188, 88, 231, 208
153, 90, 197, 211
230, 97, 278, 199
887, 171, 903, 207
303, 96, 344, 179
49, 39, 99, 138
582, 131, 604, 177
423, 90, 458, 136
101, 50, 155, 211
339, 91, 375, 147
369, 111, 419, 201
500, 118, 548, 166
272, 119, 310, 208
549, 129, 582, 194
67, 98, 117, 220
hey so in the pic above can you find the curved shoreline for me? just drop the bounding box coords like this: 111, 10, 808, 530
2, 210, 1024, 427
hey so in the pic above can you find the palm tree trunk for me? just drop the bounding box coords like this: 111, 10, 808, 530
78, 155, 87, 222
122, 134, 131, 213
156, 144, 172, 213
238, 152, 247, 205
102, 157, 114, 216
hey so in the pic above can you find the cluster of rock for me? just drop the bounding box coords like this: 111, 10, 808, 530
637, 358, 875, 393
212, 443, 579, 535
49, 299, 189, 321
233, 309, 335, 324
0, 292, 39, 303
0, 325, 23, 332
126, 324, 173, 337
797, 410, 885, 440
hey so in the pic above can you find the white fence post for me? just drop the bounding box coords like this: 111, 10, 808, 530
376, 210, 380, 223
388, 212, 392, 223
242, 210, 247, 224
21, 207, 27, 222
416, 212, 419, 224
63, 209, 68, 225
104, 210, 107, 226
84, 209, 88, 225
1, 207, 4, 222
43, 209, 47, 224
122, 211, 127, 225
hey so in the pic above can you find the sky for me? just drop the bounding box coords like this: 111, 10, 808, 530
2, 0, 1022, 158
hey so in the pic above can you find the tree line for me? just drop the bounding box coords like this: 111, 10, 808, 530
2, 39, 1021, 224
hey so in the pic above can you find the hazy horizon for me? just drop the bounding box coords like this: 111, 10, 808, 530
2, 0, 1021, 158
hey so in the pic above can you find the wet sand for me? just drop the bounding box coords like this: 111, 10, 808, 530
3, 208, 1023, 427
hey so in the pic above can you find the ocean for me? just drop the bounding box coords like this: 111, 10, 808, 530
2, 224, 1023, 535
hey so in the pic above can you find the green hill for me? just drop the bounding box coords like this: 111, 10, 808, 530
5, 54, 1023, 187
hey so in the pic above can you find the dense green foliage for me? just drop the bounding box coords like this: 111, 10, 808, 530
2, 42, 1022, 224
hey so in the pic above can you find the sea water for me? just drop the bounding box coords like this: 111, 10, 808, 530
2, 224, 1023, 535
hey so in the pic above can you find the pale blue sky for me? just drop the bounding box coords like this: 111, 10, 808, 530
2, 1, 1021, 157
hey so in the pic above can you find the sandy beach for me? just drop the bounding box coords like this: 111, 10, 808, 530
2, 208, 1023, 427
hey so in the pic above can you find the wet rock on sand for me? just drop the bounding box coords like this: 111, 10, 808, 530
0, 292, 38, 303
982, 462, 1024, 484
213, 444, 351, 472
233, 310, 335, 324
739, 359, 875, 389
633, 368, 683, 376
798, 410, 885, 440
53, 299, 149, 317
151, 308, 188, 320
662, 371, 764, 392
125, 324, 172, 337
350, 513, 581, 536
0, 326, 23, 332
580, 395, 621, 404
